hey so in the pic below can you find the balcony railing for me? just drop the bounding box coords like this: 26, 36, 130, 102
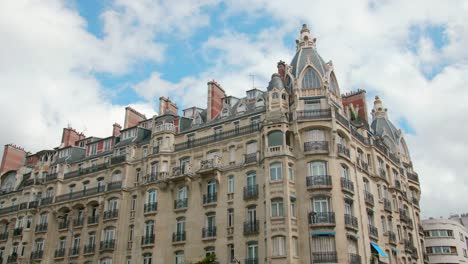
297, 109, 332, 120
69, 247, 80, 256
28, 201, 38, 209
243, 220, 259, 235
19, 202, 28, 210
13, 227, 22, 236
110, 155, 126, 165
364, 191, 374, 206
40, 196, 54, 206
368, 224, 378, 238
55, 185, 106, 203
349, 253, 362, 264
175, 124, 260, 151
412, 197, 419, 206
243, 185, 258, 200
84, 244, 96, 254
407, 172, 419, 183
199, 157, 221, 171
73, 217, 84, 227
144, 202, 158, 213
344, 214, 358, 229
107, 181, 122, 191
383, 198, 392, 212
203, 193, 217, 204
394, 180, 401, 190
388, 231, 396, 244
0, 232, 8, 241
54, 248, 66, 258
35, 223, 48, 233
309, 212, 336, 225
174, 198, 188, 209
312, 251, 338, 263
351, 129, 370, 145
0, 205, 19, 216
30, 250, 44, 260
146, 173, 158, 183
202, 226, 217, 238
58, 220, 69, 230
173, 231, 186, 242
7, 254, 18, 263
100, 240, 115, 251
304, 141, 329, 153
88, 215, 99, 225
307, 175, 332, 188
103, 209, 119, 220
341, 178, 354, 193
141, 234, 155, 245
46, 172, 58, 181
153, 123, 175, 133
64, 163, 108, 180
245, 258, 259, 264
379, 168, 387, 179
152, 145, 160, 154
337, 144, 350, 158
244, 153, 257, 163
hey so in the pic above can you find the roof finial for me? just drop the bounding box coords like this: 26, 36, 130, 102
296, 24, 316, 51
301, 24, 310, 33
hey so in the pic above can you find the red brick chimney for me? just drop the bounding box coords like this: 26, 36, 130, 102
124, 107, 147, 129
207, 80, 226, 121
0, 144, 28, 175
61, 127, 85, 148
158, 97, 179, 116
342, 89, 369, 122
112, 123, 122, 137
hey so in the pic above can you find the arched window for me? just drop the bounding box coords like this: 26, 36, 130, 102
99, 257, 112, 264
143, 253, 152, 264
267, 131, 283, 147
144, 220, 154, 236
329, 72, 338, 93
175, 251, 184, 264
246, 171, 257, 187
272, 92, 279, 99
271, 198, 284, 217
281, 93, 287, 100
269, 162, 282, 181
111, 171, 121, 182
272, 236, 286, 256
302, 68, 321, 88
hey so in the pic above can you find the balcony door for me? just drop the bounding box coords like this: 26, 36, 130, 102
207, 181, 216, 196
177, 186, 187, 201
247, 172, 256, 187
247, 207, 257, 222
308, 161, 326, 176
313, 197, 329, 213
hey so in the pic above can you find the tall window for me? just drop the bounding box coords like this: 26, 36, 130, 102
247, 172, 257, 187
341, 165, 350, 180
177, 186, 187, 201
312, 197, 330, 213
143, 253, 152, 264
311, 235, 336, 257
247, 206, 257, 222
272, 236, 286, 256
268, 131, 283, 147
302, 68, 321, 88
175, 251, 184, 264
288, 163, 295, 182
107, 199, 118, 211
270, 162, 282, 181
305, 129, 325, 141
228, 209, 234, 227
308, 161, 326, 176
207, 180, 217, 195
228, 175, 234, 193
145, 221, 154, 236
271, 198, 284, 217
103, 228, 115, 241
363, 178, 371, 192
229, 146, 236, 163
292, 237, 299, 257
329, 73, 338, 93
100, 258, 113, 264
228, 244, 235, 262
147, 190, 157, 204
176, 218, 186, 236
247, 242, 258, 260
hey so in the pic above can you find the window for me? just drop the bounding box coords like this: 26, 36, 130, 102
304, 129, 325, 142
272, 92, 279, 99
100, 258, 113, 264
26, 216, 32, 228
247, 206, 257, 222
302, 68, 321, 88
143, 147, 148, 157
255, 99, 264, 108
107, 198, 118, 211
228, 175, 234, 193
143, 253, 152, 264
271, 198, 284, 217
247, 242, 258, 260
207, 180, 217, 195
329, 73, 338, 93
237, 104, 246, 113
312, 197, 330, 213
377, 184, 382, 199
90, 144, 97, 155
308, 161, 327, 176
304, 100, 320, 111
205, 246, 215, 257
427, 246, 457, 254
177, 186, 187, 202
425, 229, 454, 237
147, 190, 157, 204
381, 217, 387, 233
228, 209, 234, 227
103, 139, 111, 151
290, 200, 296, 218
145, 221, 154, 236
341, 165, 350, 180
103, 228, 115, 241
311, 235, 336, 256
288, 163, 295, 182
270, 162, 282, 181
229, 146, 236, 163
175, 251, 184, 264
292, 237, 299, 257
221, 109, 229, 117
267, 131, 283, 147
228, 244, 235, 263
246, 141, 257, 155
272, 236, 286, 256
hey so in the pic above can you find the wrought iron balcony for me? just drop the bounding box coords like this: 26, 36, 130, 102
203, 193, 217, 204
306, 175, 332, 188
349, 253, 362, 264
0, 205, 19, 216
243, 220, 260, 235
58, 220, 69, 230
312, 251, 338, 263
144, 202, 158, 213
107, 181, 122, 191
351, 129, 370, 145
103, 209, 119, 220
344, 214, 358, 229
304, 141, 329, 153
309, 212, 336, 225
146, 173, 158, 183
69, 247, 80, 256
110, 155, 126, 165
368, 224, 378, 238
28, 201, 38, 209
172, 231, 186, 242
243, 185, 258, 200
13, 227, 22, 236
88, 215, 99, 225
84, 243, 96, 254
383, 198, 392, 212
6, 254, 18, 263
244, 153, 257, 163
46, 172, 58, 181
202, 226, 217, 238
73, 217, 84, 227
40, 196, 54, 206
364, 191, 374, 206
337, 144, 350, 158
357, 158, 369, 171
174, 198, 188, 209
407, 172, 419, 183
30, 250, 44, 260
100, 239, 115, 251
297, 109, 332, 120
0, 232, 8, 241
55, 185, 106, 203
341, 178, 354, 193
379, 168, 387, 179
141, 234, 155, 245
54, 248, 66, 258
245, 258, 259, 264
64, 163, 108, 180
35, 223, 48, 233
388, 231, 396, 244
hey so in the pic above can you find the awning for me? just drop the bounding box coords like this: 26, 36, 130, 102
310, 231, 336, 236
371, 243, 388, 258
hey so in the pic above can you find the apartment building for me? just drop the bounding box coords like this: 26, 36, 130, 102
0, 24, 424, 264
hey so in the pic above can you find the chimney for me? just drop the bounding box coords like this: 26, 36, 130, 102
207, 80, 226, 121
0, 144, 28, 175
124, 107, 147, 129
277, 60, 286, 80
341, 89, 369, 123
61, 127, 85, 148
112, 123, 122, 137
158, 97, 179, 116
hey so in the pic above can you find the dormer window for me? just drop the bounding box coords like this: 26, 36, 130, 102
122, 129, 137, 140
221, 109, 229, 117
237, 104, 246, 113
58, 148, 70, 158
247, 90, 256, 99
103, 139, 111, 151
90, 144, 97, 155
193, 115, 202, 125
272, 92, 279, 99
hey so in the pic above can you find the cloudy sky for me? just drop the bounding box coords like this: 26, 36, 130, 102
1, 0, 467, 218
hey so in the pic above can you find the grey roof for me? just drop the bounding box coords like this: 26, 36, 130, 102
371, 117, 400, 145
267, 73, 285, 91
290, 47, 327, 78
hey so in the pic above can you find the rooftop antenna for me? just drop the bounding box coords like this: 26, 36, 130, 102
249, 74, 255, 89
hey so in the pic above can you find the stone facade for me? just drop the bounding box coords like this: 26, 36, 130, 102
0, 25, 424, 264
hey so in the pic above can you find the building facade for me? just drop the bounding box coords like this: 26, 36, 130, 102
0, 24, 424, 264
422, 218, 468, 263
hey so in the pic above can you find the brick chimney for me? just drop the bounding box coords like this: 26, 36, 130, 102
0, 144, 28, 175
341, 89, 369, 122
124, 107, 147, 129
206, 80, 226, 121
158, 97, 179, 116
112, 123, 122, 137
61, 127, 85, 148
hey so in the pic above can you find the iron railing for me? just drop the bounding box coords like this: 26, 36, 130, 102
306, 175, 332, 188
243, 185, 258, 200
369, 224, 378, 238
202, 226, 217, 238
341, 178, 354, 193
174, 199, 188, 209
243, 221, 260, 235
309, 212, 336, 225
172, 231, 186, 242
344, 214, 358, 229
144, 202, 158, 213
337, 144, 350, 158
304, 141, 329, 152
103, 209, 119, 220
297, 109, 332, 120
203, 193, 217, 204
312, 251, 338, 263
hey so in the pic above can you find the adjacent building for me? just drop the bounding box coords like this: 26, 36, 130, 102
423, 217, 468, 263
0, 24, 424, 264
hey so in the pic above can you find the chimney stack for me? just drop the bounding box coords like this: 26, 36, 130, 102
61, 127, 85, 148
124, 107, 146, 129
112, 123, 122, 137
206, 80, 226, 121
158, 97, 179, 116
0, 144, 28, 175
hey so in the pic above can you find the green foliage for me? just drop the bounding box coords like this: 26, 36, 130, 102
196, 253, 217, 264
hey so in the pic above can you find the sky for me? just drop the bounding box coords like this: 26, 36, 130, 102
1, 0, 467, 219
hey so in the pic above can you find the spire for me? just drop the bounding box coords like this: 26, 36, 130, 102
371, 96, 388, 119
295, 24, 317, 51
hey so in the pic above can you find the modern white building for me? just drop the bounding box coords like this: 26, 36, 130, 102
423, 218, 468, 263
